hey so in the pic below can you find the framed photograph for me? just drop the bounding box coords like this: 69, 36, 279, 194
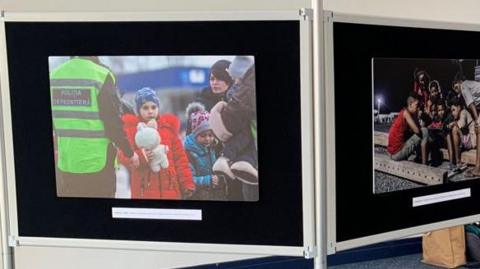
373, 58, 480, 194
49, 55, 258, 202
0, 10, 315, 256
325, 12, 480, 253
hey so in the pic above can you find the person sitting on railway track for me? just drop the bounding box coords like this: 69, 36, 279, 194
445, 97, 476, 171
429, 102, 447, 129
426, 80, 444, 119
452, 78, 480, 176
413, 69, 430, 112
387, 95, 431, 164
428, 100, 449, 166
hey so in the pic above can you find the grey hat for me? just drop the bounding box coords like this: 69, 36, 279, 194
227, 56, 254, 79
191, 110, 211, 137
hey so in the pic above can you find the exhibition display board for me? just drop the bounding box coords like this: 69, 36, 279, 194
0, 10, 316, 258
325, 11, 480, 253
12, 6, 480, 269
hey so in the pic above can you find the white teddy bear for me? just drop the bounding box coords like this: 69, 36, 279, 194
134, 120, 169, 172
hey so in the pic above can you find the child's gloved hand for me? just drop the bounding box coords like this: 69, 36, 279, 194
183, 189, 194, 198
144, 149, 155, 161
146, 119, 158, 129
211, 175, 219, 186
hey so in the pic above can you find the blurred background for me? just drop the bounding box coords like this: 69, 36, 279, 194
49, 55, 236, 136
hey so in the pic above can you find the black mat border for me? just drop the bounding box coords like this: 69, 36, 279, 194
5, 20, 304, 247
334, 21, 480, 242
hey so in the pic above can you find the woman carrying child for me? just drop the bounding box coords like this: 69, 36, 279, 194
118, 87, 195, 199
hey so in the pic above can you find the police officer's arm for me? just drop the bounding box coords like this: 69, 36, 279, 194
98, 75, 135, 159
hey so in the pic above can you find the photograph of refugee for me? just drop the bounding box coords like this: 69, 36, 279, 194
49, 55, 258, 201
373, 58, 480, 194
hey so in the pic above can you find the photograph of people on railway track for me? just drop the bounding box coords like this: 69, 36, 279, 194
373, 58, 480, 194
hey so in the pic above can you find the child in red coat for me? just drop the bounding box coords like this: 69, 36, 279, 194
118, 87, 195, 199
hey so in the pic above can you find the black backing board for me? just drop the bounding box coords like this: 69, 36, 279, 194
5, 21, 303, 246
334, 21, 480, 242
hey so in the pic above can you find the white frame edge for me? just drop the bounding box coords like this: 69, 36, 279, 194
323, 10, 337, 255
4, 10, 300, 22
336, 215, 480, 252
324, 10, 480, 253
0, 18, 13, 269
299, 8, 317, 258
329, 12, 480, 32
12, 236, 302, 256
0, 9, 316, 258
0, 17, 17, 269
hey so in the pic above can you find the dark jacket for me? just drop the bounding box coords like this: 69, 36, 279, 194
98, 75, 133, 158
195, 86, 228, 112
221, 66, 256, 135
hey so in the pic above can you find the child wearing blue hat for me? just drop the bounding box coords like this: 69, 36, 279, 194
118, 87, 195, 199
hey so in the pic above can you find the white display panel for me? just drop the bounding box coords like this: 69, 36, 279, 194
0, 10, 316, 259
325, 11, 480, 254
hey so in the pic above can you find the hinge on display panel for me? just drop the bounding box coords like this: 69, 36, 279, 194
323, 11, 333, 23
303, 245, 317, 258
7, 235, 17, 247
299, 8, 313, 21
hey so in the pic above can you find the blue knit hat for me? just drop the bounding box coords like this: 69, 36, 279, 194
135, 87, 160, 113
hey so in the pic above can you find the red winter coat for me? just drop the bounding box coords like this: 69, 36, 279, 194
118, 113, 195, 199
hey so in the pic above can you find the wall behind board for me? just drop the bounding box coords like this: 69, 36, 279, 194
3, 0, 480, 269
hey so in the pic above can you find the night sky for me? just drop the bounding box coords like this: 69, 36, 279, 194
373, 58, 477, 113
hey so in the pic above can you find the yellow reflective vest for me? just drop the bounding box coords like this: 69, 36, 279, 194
50, 58, 114, 173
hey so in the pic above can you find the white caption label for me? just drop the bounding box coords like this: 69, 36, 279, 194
412, 188, 471, 207
112, 207, 202, 221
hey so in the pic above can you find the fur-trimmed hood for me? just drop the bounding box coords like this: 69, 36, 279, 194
184, 133, 208, 156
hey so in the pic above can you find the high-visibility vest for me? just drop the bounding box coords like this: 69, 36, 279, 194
50, 58, 115, 173
251, 120, 257, 150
